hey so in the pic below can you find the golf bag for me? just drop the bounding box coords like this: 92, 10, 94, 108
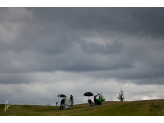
88, 99, 94, 106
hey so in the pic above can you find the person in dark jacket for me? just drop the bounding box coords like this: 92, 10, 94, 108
70, 95, 74, 109
60, 99, 65, 109
94, 95, 98, 106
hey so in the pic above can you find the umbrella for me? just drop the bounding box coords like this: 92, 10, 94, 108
93, 93, 100, 96
84, 92, 94, 96
84, 92, 94, 100
58, 94, 67, 98
57, 94, 67, 107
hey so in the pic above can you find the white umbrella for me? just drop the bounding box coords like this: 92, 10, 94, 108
93, 93, 100, 96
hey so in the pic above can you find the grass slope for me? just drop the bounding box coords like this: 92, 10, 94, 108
0, 99, 164, 116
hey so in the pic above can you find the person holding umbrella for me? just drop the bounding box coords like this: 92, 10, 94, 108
94, 95, 98, 106
58, 94, 67, 110
93, 93, 100, 106
84, 92, 94, 107
84, 92, 101, 106
60, 98, 65, 109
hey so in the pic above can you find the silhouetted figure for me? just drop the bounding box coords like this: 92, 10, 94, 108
70, 95, 74, 109
94, 95, 98, 106
60, 99, 65, 109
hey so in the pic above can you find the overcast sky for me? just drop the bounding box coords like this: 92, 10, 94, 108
0, 7, 164, 105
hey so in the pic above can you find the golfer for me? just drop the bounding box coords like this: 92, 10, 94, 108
60, 99, 65, 109
94, 95, 98, 106
70, 95, 74, 109
98, 96, 101, 105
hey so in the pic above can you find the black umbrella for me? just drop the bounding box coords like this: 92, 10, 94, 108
84, 92, 94, 96
84, 92, 94, 105
58, 94, 67, 98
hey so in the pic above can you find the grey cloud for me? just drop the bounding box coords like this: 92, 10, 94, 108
127, 8, 164, 37
27, 8, 164, 37
0, 7, 164, 105
0, 73, 33, 84
84, 67, 164, 85
0, 22, 77, 56
0, 7, 164, 83
131, 78, 164, 85
0, 78, 164, 104
80, 41, 123, 54
1, 8, 164, 40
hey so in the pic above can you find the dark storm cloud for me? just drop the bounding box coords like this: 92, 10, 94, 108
0, 7, 164, 85
1, 7, 164, 54
0, 31, 76, 55
1, 7, 164, 106
28, 7, 164, 37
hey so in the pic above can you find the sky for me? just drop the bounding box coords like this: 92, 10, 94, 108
0, 7, 164, 105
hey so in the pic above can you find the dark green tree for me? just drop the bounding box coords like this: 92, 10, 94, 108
117, 88, 125, 101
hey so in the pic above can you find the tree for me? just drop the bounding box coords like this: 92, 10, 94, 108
117, 88, 125, 101
100, 93, 106, 102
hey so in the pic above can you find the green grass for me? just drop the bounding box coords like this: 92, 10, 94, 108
0, 99, 164, 116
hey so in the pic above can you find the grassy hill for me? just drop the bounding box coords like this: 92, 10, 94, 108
0, 99, 164, 116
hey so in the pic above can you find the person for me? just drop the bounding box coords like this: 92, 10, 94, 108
60, 99, 65, 109
70, 95, 74, 109
98, 96, 101, 105
94, 95, 98, 106
88, 99, 94, 106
